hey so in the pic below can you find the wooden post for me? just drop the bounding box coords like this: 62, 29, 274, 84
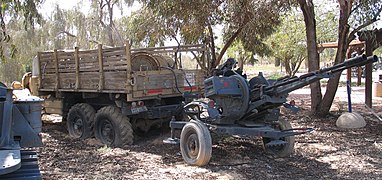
357, 67, 362, 86
98, 44, 104, 91
53, 49, 60, 90
125, 41, 132, 89
125, 41, 133, 101
37, 52, 42, 89
365, 41, 373, 107
74, 47, 80, 90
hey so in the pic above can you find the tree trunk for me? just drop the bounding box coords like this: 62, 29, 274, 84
285, 58, 292, 76
298, 0, 322, 113
213, 26, 244, 70
316, 0, 353, 117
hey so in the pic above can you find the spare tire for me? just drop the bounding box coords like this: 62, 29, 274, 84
131, 52, 159, 71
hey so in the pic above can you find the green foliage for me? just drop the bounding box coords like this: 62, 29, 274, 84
265, 4, 338, 76
136, 0, 292, 72
266, 10, 306, 76
350, 0, 382, 29
226, 41, 256, 66
0, 0, 42, 62
267, 72, 285, 80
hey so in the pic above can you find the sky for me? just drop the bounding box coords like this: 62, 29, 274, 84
40, 0, 141, 18
39, 0, 381, 45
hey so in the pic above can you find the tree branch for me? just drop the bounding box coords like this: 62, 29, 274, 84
215, 26, 243, 67
348, 4, 382, 43
191, 51, 207, 72
57, 31, 77, 38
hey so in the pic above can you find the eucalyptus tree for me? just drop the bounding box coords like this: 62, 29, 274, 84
266, 5, 337, 77
135, 0, 292, 73
226, 41, 257, 70
316, 0, 382, 117
0, 0, 42, 61
90, 0, 134, 47
0, 0, 42, 83
298, 0, 382, 116
266, 12, 307, 77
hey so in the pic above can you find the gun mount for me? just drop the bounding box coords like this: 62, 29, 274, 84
165, 54, 378, 166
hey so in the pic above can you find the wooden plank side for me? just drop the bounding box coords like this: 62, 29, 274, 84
103, 57, 128, 64
78, 51, 98, 72
103, 66, 128, 71
103, 50, 125, 57
39, 60, 55, 71
58, 73, 76, 89
78, 72, 100, 89
40, 74, 56, 89
78, 49, 98, 55
53, 49, 60, 89
135, 73, 175, 90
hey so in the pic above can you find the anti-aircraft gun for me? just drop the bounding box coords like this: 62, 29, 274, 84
165, 54, 378, 166
0, 83, 43, 179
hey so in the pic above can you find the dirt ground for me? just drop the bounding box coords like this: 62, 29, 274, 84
37, 89, 382, 179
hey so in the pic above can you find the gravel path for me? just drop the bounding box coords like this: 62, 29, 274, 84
37, 90, 382, 179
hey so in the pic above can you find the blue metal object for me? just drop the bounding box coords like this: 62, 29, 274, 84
166, 55, 378, 166
204, 76, 242, 97
0, 84, 43, 177
347, 80, 352, 112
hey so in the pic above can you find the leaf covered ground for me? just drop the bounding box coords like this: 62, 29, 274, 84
37, 90, 382, 179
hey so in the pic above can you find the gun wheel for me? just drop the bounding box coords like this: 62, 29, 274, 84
180, 121, 212, 166
94, 106, 133, 147
262, 119, 295, 157
67, 103, 96, 139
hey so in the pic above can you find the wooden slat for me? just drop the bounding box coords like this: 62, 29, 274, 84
125, 42, 132, 93
103, 50, 125, 56
78, 49, 98, 54
98, 44, 104, 90
54, 49, 60, 90
103, 56, 127, 63
103, 66, 128, 71
37, 52, 43, 89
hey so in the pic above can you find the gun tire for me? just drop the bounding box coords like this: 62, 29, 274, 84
94, 106, 133, 147
180, 120, 212, 166
67, 103, 96, 139
262, 119, 295, 157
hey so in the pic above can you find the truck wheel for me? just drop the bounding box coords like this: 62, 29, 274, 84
180, 120, 212, 166
262, 119, 295, 157
67, 103, 95, 139
94, 106, 133, 147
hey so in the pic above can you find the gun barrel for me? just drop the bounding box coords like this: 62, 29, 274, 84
260, 55, 378, 96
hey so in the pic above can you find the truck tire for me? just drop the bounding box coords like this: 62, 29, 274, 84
180, 120, 212, 166
262, 119, 295, 157
67, 103, 95, 139
94, 106, 133, 147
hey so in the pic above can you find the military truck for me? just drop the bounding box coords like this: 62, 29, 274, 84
30, 43, 206, 146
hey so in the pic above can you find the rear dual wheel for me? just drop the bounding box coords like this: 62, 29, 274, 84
67, 103, 96, 139
94, 106, 134, 147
